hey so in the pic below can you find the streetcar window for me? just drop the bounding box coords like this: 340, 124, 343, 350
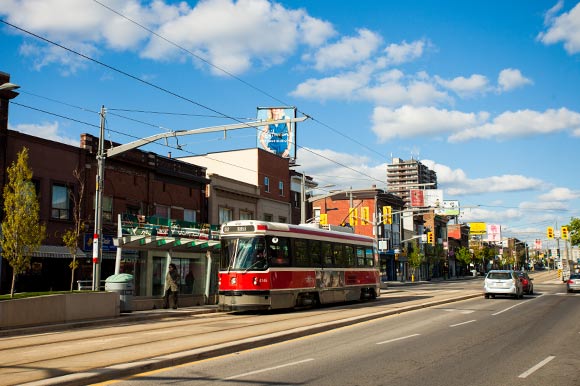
333, 244, 347, 267
365, 247, 375, 267
344, 245, 355, 267
321, 242, 333, 266
309, 240, 322, 267
220, 239, 235, 269
356, 246, 365, 266
224, 237, 268, 270
294, 239, 309, 267
267, 236, 290, 266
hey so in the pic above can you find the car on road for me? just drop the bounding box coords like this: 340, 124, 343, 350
483, 270, 523, 299
516, 271, 534, 295
566, 273, 580, 293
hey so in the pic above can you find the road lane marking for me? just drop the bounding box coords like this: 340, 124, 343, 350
449, 320, 476, 327
376, 333, 421, 345
491, 301, 527, 316
518, 356, 555, 378
225, 358, 315, 380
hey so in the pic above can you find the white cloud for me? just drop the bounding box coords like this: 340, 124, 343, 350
371, 105, 488, 141
421, 159, 542, 196
435, 74, 489, 97
538, 187, 580, 201
497, 68, 532, 92
8, 122, 80, 146
383, 39, 426, 65
310, 28, 381, 71
538, 1, 580, 54
1, 0, 335, 75
449, 108, 580, 142
290, 70, 371, 101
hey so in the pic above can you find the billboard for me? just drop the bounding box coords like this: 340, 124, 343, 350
486, 224, 501, 242
469, 222, 487, 235
410, 189, 443, 208
435, 200, 460, 216
448, 224, 462, 240
257, 106, 296, 159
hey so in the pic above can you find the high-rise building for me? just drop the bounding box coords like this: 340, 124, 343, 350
387, 157, 437, 207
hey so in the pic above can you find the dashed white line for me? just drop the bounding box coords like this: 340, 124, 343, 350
449, 320, 476, 327
225, 358, 315, 380
491, 301, 526, 316
518, 356, 555, 378
376, 333, 421, 345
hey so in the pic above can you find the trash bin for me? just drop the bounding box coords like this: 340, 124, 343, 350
105, 273, 134, 313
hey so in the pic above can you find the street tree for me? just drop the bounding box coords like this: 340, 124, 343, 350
408, 242, 423, 281
62, 168, 85, 292
0, 148, 46, 297
455, 246, 472, 271
567, 217, 580, 246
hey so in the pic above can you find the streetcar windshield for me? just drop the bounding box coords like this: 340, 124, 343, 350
220, 237, 268, 270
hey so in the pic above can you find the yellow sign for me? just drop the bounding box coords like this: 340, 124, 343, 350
469, 222, 487, 235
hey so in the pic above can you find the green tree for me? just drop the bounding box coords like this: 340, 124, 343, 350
0, 148, 46, 297
408, 243, 423, 281
63, 168, 85, 291
567, 217, 580, 246
455, 246, 472, 268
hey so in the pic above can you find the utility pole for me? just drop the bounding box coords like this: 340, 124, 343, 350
92, 106, 105, 290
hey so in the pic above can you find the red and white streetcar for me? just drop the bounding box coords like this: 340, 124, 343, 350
218, 220, 380, 311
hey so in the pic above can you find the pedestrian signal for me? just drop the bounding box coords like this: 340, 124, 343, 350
561, 226, 568, 240
382, 206, 392, 224
547, 226, 554, 239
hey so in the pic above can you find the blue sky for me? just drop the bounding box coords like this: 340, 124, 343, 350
2, 0, 580, 246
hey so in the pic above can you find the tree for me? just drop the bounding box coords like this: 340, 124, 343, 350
567, 217, 580, 246
0, 148, 46, 297
455, 246, 472, 267
63, 168, 85, 291
408, 242, 423, 281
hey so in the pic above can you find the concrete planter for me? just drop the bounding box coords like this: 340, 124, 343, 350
0, 292, 119, 329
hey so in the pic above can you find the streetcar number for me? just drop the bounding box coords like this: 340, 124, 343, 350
223, 225, 254, 233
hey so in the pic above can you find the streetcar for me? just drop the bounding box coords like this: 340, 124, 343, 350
218, 220, 380, 311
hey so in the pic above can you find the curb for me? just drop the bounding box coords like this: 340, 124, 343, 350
21, 293, 481, 386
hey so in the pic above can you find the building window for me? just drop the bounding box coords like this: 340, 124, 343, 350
155, 204, 170, 218
240, 210, 253, 220
51, 184, 70, 220
219, 207, 233, 224
184, 209, 196, 223
293, 192, 300, 208
264, 176, 270, 192
278, 181, 284, 196
103, 196, 113, 222
278, 216, 287, 223
264, 213, 273, 222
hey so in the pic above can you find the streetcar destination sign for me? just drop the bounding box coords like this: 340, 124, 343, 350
222, 225, 255, 233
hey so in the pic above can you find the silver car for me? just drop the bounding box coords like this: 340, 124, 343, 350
484, 270, 523, 299
566, 273, 580, 293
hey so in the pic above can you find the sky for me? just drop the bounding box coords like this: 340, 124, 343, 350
2, 0, 580, 246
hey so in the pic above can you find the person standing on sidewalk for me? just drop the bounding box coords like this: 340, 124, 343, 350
163, 263, 179, 309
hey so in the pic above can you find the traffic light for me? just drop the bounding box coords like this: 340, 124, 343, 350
361, 207, 370, 224
547, 226, 554, 239
319, 213, 328, 226
427, 231, 434, 244
561, 226, 569, 239
382, 206, 392, 224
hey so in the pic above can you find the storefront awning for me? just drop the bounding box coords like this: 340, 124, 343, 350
115, 235, 220, 252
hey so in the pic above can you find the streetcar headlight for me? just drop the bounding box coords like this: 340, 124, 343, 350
253, 277, 258, 286
230, 277, 237, 285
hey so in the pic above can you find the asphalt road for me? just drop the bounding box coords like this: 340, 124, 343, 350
101, 280, 580, 386
0, 270, 568, 386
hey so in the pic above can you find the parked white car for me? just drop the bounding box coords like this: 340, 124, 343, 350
484, 270, 523, 299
